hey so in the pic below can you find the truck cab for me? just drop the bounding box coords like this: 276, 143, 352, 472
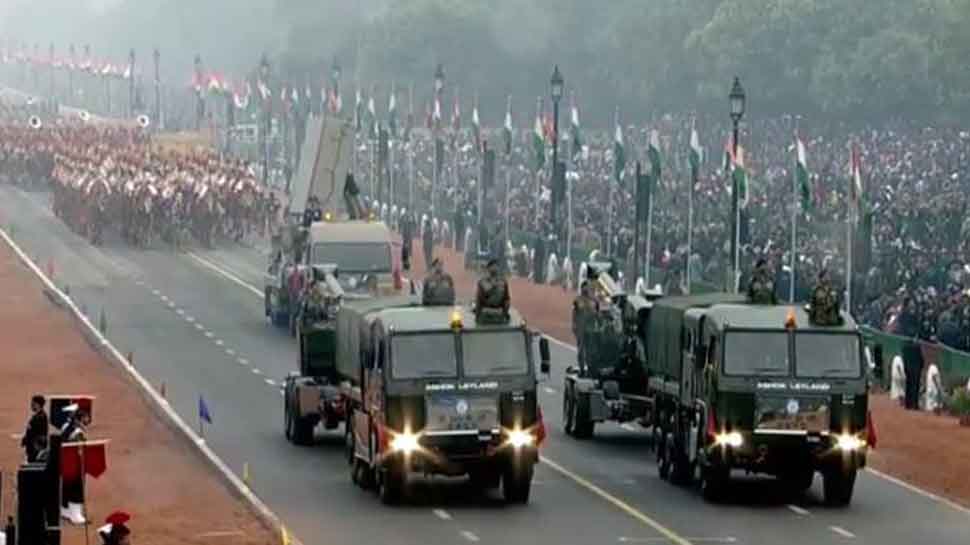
649, 297, 872, 506
341, 297, 550, 504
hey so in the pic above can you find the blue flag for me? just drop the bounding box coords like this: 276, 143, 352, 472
198, 395, 212, 425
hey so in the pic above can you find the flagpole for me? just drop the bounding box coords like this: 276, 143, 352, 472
847, 195, 853, 314
606, 183, 614, 257
408, 142, 414, 212
790, 139, 797, 303
645, 185, 654, 290
504, 165, 511, 246
687, 163, 694, 295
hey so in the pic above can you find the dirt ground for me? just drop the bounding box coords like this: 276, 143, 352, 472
419, 241, 970, 509
0, 245, 275, 544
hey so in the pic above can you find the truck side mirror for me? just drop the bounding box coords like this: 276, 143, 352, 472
539, 337, 551, 375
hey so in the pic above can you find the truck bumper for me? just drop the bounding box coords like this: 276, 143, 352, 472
703, 433, 868, 475
383, 436, 538, 477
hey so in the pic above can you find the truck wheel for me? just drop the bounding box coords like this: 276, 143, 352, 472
667, 436, 692, 485
352, 459, 375, 490
264, 289, 272, 318
563, 386, 575, 436
502, 460, 534, 504
823, 466, 857, 507
379, 461, 405, 505
572, 393, 595, 439
657, 433, 670, 480
283, 386, 293, 441
287, 399, 315, 446
344, 420, 355, 466
701, 465, 730, 502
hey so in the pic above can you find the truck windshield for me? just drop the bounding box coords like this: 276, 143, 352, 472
391, 333, 458, 380
311, 242, 391, 273
724, 332, 790, 376
462, 331, 530, 377
795, 333, 861, 378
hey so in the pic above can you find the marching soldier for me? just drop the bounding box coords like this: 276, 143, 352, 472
422, 258, 455, 306
475, 258, 510, 322
98, 511, 133, 545
808, 269, 842, 325
423, 215, 434, 269
747, 258, 777, 305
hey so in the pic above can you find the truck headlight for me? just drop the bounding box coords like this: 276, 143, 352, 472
835, 433, 864, 452
714, 431, 744, 448
506, 429, 535, 449
389, 431, 421, 454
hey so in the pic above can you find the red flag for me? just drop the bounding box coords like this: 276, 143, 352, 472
62, 440, 109, 480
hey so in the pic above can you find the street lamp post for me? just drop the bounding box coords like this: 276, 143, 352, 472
48, 43, 54, 113
128, 49, 136, 118
549, 65, 564, 251
432, 63, 445, 219
728, 76, 746, 293
68, 44, 76, 105
260, 54, 271, 186
331, 57, 341, 112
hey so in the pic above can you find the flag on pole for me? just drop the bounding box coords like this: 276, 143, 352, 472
532, 98, 545, 171
647, 129, 663, 182
471, 98, 481, 152
61, 440, 109, 480
367, 93, 377, 138
432, 96, 442, 132
570, 98, 582, 160
503, 95, 513, 156
689, 125, 702, 182
198, 395, 212, 425
795, 134, 812, 211
388, 85, 398, 136
451, 93, 461, 133
849, 144, 864, 223
354, 87, 363, 132
613, 109, 625, 184
733, 145, 749, 208
403, 84, 414, 143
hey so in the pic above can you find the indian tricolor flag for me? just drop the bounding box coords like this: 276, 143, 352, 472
795, 134, 812, 211
689, 125, 702, 181
732, 144, 748, 208
849, 144, 865, 223
613, 110, 625, 184
647, 129, 662, 182
533, 98, 545, 170
570, 98, 582, 160
503, 95, 513, 155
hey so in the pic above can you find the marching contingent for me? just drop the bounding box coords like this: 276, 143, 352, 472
0, 121, 278, 249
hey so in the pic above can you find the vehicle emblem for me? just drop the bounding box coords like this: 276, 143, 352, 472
786, 399, 800, 416
455, 399, 469, 416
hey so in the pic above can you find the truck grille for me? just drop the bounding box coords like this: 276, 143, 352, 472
425, 394, 499, 432
755, 395, 830, 433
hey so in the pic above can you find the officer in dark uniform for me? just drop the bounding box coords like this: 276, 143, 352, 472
534, 234, 547, 284
454, 199, 466, 253
21, 394, 48, 463
303, 196, 322, 227
422, 258, 455, 306
400, 212, 414, 271
475, 258, 510, 322
808, 269, 841, 325
747, 258, 777, 304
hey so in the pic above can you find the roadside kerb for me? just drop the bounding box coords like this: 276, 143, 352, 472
0, 228, 303, 545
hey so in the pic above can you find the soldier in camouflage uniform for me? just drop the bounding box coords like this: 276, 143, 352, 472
808, 269, 842, 325
475, 258, 510, 323
747, 258, 777, 305
422, 258, 456, 306
573, 281, 599, 367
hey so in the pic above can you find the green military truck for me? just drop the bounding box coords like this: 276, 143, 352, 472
648, 294, 872, 506
338, 296, 550, 504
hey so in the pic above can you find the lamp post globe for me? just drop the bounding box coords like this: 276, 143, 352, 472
434, 63, 445, 94
550, 64, 564, 104
331, 58, 341, 83
729, 76, 745, 123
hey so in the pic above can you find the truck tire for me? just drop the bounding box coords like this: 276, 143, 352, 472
563, 385, 575, 436
657, 431, 670, 480
572, 392, 595, 439
701, 465, 730, 502
823, 466, 857, 507
379, 460, 405, 505
264, 288, 272, 318
502, 460, 534, 504
667, 435, 692, 485
286, 394, 315, 446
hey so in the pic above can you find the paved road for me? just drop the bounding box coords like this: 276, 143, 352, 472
3, 184, 969, 545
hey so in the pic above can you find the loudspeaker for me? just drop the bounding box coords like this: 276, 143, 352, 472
17, 465, 47, 544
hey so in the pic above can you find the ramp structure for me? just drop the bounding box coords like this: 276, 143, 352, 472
289, 113, 353, 217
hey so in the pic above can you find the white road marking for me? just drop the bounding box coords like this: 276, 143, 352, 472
151, 289, 160, 296
621, 478, 637, 486
459, 531, 479, 543
264, 379, 277, 386
252, 368, 262, 375
620, 423, 638, 433
432, 509, 452, 521
194, 323, 204, 330
160, 294, 169, 302
618, 538, 736, 544
204, 331, 214, 338
175, 308, 185, 316
168, 301, 176, 308
186, 252, 263, 298
238, 358, 249, 366
226, 349, 236, 356
829, 526, 855, 539
186, 315, 195, 323
543, 387, 557, 395
541, 457, 693, 545
195, 530, 246, 538
215, 339, 224, 346
786, 504, 810, 516
135, 279, 145, 286
865, 467, 970, 515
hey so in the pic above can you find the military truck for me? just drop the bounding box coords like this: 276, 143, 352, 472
562, 262, 662, 438
647, 294, 873, 506
338, 296, 551, 505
